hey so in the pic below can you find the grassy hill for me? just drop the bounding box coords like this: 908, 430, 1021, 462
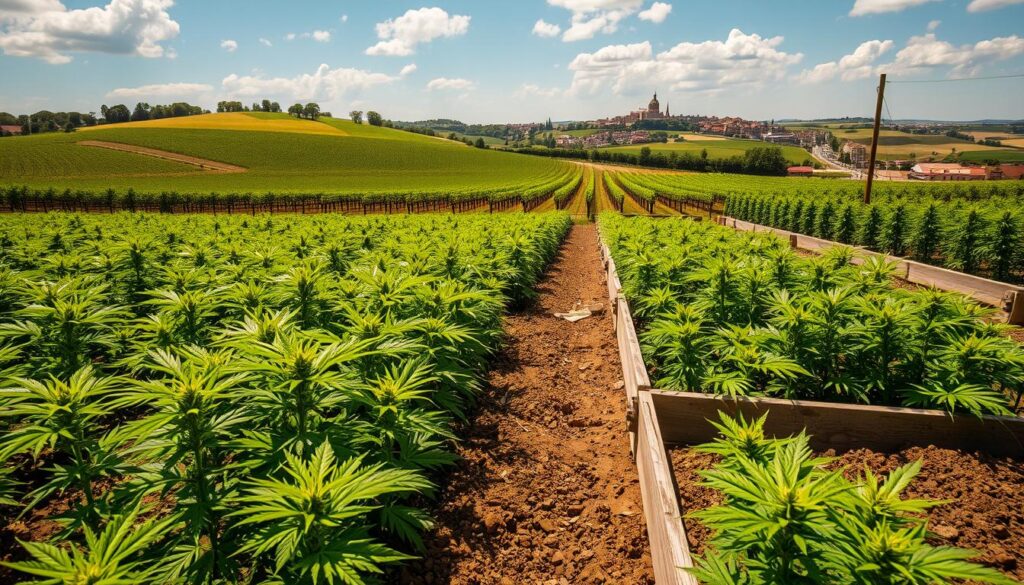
0, 112, 566, 195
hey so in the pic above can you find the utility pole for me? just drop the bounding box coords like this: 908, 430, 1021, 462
864, 72, 886, 204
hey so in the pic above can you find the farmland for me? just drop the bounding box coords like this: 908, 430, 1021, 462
0, 113, 568, 196
792, 123, 1024, 162
0, 211, 571, 584
3, 107, 1024, 585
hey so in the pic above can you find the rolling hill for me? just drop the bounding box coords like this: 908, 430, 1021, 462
0, 112, 567, 195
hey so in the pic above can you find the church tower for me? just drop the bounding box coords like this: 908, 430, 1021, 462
648, 92, 660, 115
666, 102, 670, 117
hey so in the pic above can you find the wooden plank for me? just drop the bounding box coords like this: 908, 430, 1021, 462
617, 295, 651, 391
617, 303, 639, 424
903, 259, 1021, 307
636, 393, 698, 585
649, 389, 1024, 456
721, 215, 1023, 314
606, 257, 621, 306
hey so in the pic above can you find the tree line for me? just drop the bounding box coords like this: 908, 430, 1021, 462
2, 96, 333, 136
513, 145, 791, 176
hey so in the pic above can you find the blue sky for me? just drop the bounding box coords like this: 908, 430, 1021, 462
1, 0, 1022, 123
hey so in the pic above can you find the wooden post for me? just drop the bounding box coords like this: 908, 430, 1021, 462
864, 73, 886, 204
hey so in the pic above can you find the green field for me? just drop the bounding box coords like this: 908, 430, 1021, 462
603, 139, 813, 166
0, 112, 566, 195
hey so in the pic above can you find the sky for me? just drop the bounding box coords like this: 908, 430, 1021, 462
1, 0, 1023, 123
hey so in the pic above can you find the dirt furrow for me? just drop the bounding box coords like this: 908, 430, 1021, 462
401, 225, 653, 584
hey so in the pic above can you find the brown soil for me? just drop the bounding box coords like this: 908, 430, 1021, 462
669, 444, 1024, 580
400, 225, 653, 584
78, 140, 247, 173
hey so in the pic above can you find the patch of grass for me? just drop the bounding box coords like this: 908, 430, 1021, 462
0, 132, 194, 179
958, 149, 1024, 163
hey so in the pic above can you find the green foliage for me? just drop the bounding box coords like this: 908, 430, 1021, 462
689, 413, 1017, 585
602, 214, 1022, 415
0, 211, 571, 583
723, 181, 1024, 283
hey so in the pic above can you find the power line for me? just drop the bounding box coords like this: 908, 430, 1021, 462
887, 73, 1024, 84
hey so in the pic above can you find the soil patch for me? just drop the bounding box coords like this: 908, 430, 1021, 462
669, 444, 1023, 580
400, 225, 653, 584
78, 140, 247, 173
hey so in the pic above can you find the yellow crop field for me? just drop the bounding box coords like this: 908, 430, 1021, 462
79, 112, 348, 136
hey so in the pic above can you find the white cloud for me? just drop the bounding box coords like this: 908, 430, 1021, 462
569, 29, 803, 95
221, 64, 397, 102
285, 30, 330, 43
514, 83, 564, 99
882, 32, 1024, 76
340, 13, 348, 22
798, 62, 840, 84
400, 63, 417, 76
638, 2, 672, 23
106, 81, 212, 99
366, 7, 470, 56
220, 39, 237, 52
425, 77, 475, 91
927, 19, 940, 31
799, 39, 894, 83
259, 37, 272, 47
547, 0, 643, 42
849, 0, 938, 16
532, 19, 561, 38
967, 0, 1024, 11
0, 0, 180, 64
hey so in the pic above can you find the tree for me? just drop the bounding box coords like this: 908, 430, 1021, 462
261, 99, 272, 112
64, 122, 76, 133
743, 146, 788, 176
303, 103, 321, 120
349, 110, 363, 124
131, 103, 151, 122
366, 111, 383, 126
104, 104, 131, 124
474, 137, 486, 149
288, 103, 304, 118
270, 102, 281, 113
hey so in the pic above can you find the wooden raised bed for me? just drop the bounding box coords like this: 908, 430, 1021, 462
639, 388, 1024, 585
598, 228, 1024, 584
720, 215, 1024, 323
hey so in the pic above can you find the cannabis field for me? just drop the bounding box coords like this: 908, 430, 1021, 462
599, 212, 1024, 585
2, 124, 1024, 583
0, 212, 570, 584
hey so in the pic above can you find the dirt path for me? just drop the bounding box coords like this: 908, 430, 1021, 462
564, 170, 591, 217
77, 140, 247, 173
401, 225, 653, 584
